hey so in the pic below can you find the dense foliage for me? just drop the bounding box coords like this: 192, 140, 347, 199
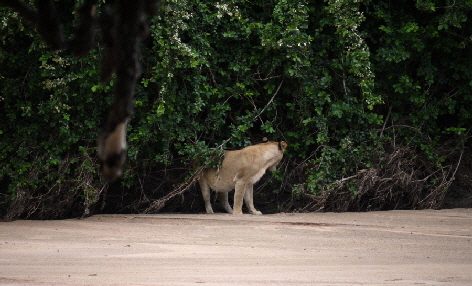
1, 0, 471, 220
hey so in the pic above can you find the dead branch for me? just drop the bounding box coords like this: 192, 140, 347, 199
143, 167, 203, 213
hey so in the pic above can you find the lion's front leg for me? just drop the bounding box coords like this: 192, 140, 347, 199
244, 184, 262, 215
233, 181, 246, 215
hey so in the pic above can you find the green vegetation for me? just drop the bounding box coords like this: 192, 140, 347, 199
1, 0, 471, 220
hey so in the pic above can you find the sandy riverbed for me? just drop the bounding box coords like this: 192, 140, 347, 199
1, 209, 471, 285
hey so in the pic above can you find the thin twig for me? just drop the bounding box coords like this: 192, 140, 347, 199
254, 79, 284, 121
380, 104, 392, 137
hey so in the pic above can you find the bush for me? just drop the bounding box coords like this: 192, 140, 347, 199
1, 0, 471, 220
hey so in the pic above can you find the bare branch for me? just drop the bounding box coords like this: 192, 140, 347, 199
254, 79, 284, 121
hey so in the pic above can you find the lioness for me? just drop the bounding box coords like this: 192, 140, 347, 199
197, 140, 287, 215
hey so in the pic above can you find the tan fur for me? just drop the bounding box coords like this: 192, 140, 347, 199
197, 141, 288, 215
98, 121, 127, 181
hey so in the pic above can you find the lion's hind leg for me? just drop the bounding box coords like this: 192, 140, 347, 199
217, 192, 233, 214
198, 180, 214, 214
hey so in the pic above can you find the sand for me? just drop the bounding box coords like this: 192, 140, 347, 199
1, 209, 471, 285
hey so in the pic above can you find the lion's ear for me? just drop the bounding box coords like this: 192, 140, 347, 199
279, 141, 288, 151
262, 137, 268, 142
